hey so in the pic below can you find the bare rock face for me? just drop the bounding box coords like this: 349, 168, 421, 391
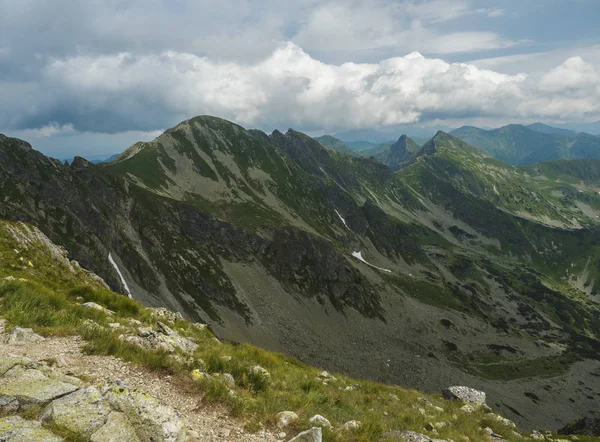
441, 386, 486, 407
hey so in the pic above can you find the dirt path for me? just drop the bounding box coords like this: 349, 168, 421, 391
0, 322, 280, 442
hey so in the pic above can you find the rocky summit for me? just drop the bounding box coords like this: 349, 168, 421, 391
1, 116, 600, 441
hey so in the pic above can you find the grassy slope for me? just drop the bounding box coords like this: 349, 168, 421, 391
2, 219, 591, 442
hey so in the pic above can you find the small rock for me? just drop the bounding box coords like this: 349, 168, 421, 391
82, 302, 114, 315
316, 371, 337, 382
276, 411, 299, 428
5, 327, 45, 345
486, 412, 516, 428
220, 373, 235, 387
289, 427, 322, 442
251, 365, 271, 381
342, 420, 361, 430
309, 414, 331, 427
459, 404, 474, 413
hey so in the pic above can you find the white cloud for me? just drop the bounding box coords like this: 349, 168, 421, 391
405, 0, 471, 23
292, 1, 515, 56
18, 123, 75, 138
37, 42, 600, 134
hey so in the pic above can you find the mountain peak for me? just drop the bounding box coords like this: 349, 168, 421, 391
70, 156, 94, 170
0, 134, 33, 152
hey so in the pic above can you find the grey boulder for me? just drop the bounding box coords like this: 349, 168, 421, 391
441, 386, 486, 406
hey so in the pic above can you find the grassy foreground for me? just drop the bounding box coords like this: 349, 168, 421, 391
0, 220, 593, 442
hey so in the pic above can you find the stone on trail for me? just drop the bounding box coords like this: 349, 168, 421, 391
4, 327, 45, 345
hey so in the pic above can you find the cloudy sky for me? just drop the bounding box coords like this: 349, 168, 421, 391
1, 0, 599, 157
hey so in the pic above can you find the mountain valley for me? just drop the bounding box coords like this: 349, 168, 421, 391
2, 118, 600, 433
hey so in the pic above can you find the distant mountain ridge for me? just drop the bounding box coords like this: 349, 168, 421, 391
450, 124, 600, 165
527, 122, 577, 136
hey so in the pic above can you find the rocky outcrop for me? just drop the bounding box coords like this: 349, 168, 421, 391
0, 356, 185, 441
118, 321, 197, 354
558, 417, 600, 436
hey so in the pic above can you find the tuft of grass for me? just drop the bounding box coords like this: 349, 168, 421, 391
0, 281, 106, 335
67, 286, 144, 318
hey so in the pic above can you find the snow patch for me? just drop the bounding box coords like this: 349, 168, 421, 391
108, 252, 133, 299
351, 251, 392, 273
334, 209, 349, 229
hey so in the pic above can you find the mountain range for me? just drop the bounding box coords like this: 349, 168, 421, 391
318, 122, 600, 169
2, 118, 600, 432
450, 124, 600, 165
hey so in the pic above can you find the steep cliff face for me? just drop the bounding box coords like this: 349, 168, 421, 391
2, 116, 600, 430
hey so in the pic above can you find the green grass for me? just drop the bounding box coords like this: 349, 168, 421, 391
0, 278, 538, 442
